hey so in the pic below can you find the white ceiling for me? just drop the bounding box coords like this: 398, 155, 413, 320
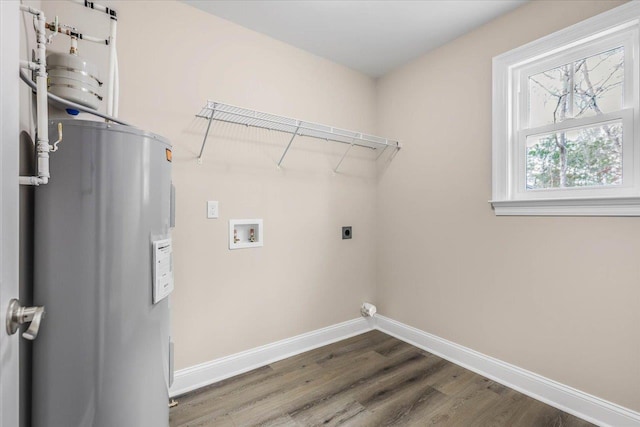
183, 0, 527, 77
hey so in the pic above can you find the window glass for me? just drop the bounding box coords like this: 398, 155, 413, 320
526, 121, 623, 189
529, 64, 572, 128
528, 47, 624, 128
573, 47, 624, 119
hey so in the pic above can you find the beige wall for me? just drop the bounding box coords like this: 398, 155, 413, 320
34, 0, 639, 414
39, 1, 378, 370
376, 0, 639, 411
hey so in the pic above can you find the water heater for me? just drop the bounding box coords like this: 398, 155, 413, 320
32, 120, 174, 427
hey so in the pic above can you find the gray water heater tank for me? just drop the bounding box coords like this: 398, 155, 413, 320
32, 120, 174, 427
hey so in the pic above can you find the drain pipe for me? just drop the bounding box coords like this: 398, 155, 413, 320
19, 5, 50, 186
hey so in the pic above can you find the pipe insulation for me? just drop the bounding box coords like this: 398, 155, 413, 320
19, 70, 131, 126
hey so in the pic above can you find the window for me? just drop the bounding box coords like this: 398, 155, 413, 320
491, 3, 640, 216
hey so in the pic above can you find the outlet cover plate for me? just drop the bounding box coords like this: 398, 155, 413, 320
207, 201, 219, 219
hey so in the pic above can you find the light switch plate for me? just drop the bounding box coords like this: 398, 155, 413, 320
207, 201, 219, 219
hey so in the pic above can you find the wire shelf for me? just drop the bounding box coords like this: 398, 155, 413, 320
196, 100, 401, 169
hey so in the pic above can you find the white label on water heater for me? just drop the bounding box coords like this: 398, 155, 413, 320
153, 238, 174, 304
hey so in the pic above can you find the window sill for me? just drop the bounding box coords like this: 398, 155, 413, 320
490, 197, 640, 216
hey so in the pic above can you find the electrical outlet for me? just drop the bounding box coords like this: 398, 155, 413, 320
207, 201, 219, 219
342, 226, 352, 239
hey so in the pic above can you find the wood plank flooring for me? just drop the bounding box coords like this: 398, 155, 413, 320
170, 331, 593, 427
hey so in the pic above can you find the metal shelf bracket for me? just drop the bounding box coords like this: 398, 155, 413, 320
197, 102, 216, 164
334, 137, 358, 173
277, 123, 300, 168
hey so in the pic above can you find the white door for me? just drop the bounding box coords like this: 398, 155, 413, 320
0, 1, 21, 426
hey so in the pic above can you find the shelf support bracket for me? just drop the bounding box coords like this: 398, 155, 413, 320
334, 137, 357, 173
197, 106, 216, 164
276, 123, 300, 168
375, 145, 388, 160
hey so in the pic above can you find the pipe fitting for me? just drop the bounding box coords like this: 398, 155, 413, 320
20, 60, 39, 71
19, 176, 48, 186
19, 5, 43, 17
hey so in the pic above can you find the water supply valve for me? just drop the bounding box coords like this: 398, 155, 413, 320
5, 299, 45, 340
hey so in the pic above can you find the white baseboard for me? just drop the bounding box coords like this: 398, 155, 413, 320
170, 313, 640, 427
170, 317, 373, 397
374, 315, 640, 427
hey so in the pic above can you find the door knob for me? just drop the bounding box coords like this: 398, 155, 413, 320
6, 299, 45, 340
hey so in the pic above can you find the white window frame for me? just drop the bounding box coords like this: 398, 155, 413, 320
491, 2, 640, 216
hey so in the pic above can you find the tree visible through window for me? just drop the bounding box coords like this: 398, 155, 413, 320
492, 3, 640, 215
526, 47, 624, 190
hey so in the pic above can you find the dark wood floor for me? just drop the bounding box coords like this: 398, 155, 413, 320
170, 331, 593, 427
